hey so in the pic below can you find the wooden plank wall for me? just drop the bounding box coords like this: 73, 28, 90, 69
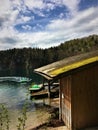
60, 76, 72, 129
71, 64, 98, 129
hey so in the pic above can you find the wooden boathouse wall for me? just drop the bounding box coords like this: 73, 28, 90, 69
60, 63, 98, 130
71, 63, 98, 129
60, 76, 72, 129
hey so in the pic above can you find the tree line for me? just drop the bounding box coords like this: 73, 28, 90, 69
0, 34, 98, 77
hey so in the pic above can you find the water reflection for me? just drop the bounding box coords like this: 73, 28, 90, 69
0, 82, 29, 108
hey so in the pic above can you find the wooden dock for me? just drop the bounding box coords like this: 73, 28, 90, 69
30, 86, 59, 99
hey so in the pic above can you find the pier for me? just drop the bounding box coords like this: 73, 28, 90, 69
30, 83, 59, 99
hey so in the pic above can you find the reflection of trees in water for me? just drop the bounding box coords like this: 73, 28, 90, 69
0, 68, 30, 77
0, 70, 42, 84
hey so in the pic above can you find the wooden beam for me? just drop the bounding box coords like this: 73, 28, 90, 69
48, 81, 51, 98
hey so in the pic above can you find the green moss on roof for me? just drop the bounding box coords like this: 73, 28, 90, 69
50, 56, 98, 77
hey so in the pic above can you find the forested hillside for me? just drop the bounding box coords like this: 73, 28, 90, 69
0, 34, 98, 77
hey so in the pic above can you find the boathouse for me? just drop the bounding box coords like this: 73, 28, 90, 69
34, 50, 98, 130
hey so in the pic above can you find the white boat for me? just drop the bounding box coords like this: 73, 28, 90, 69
0, 77, 32, 83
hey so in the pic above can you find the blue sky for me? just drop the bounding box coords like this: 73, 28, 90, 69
0, 0, 98, 50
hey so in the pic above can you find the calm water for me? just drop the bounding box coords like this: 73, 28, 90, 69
0, 82, 31, 109
0, 73, 43, 110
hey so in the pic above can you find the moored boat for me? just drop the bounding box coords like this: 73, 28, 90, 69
17, 77, 32, 83
29, 84, 44, 93
0, 77, 32, 83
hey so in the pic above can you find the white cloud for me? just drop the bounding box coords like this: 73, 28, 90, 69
59, 13, 65, 18
0, 0, 11, 16
48, 0, 62, 5
24, 0, 45, 10
46, 3, 55, 10
22, 25, 32, 31
33, 10, 45, 17
44, 0, 80, 16
11, 0, 21, 6
0, 0, 19, 30
62, 0, 80, 15
21, 16, 31, 22
7, 10, 19, 27
16, 15, 33, 25
47, 7, 98, 33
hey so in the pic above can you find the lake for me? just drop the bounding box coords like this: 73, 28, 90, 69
0, 81, 32, 109
0, 75, 51, 130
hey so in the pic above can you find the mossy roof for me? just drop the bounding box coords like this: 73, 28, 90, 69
34, 50, 98, 80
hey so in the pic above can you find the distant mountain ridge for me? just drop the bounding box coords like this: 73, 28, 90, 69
0, 34, 98, 77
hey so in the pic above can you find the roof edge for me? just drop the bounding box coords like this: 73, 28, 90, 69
34, 70, 53, 80
50, 56, 98, 77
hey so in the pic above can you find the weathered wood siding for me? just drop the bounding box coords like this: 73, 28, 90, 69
71, 64, 98, 129
60, 76, 72, 129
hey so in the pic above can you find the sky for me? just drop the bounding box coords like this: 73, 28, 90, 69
0, 0, 98, 50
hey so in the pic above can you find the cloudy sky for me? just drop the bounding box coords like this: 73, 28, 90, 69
0, 0, 98, 50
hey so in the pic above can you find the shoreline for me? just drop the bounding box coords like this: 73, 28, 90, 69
27, 98, 66, 130
28, 107, 65, 130
6, 98, 62, 130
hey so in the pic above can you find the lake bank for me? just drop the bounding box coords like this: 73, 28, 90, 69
26, 98, 65, 130
8, 105, 50, 130
8, 98, 60, 130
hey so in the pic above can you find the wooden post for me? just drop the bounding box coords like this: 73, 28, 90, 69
42, 78, 45, 87
48, 81, 51, 98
